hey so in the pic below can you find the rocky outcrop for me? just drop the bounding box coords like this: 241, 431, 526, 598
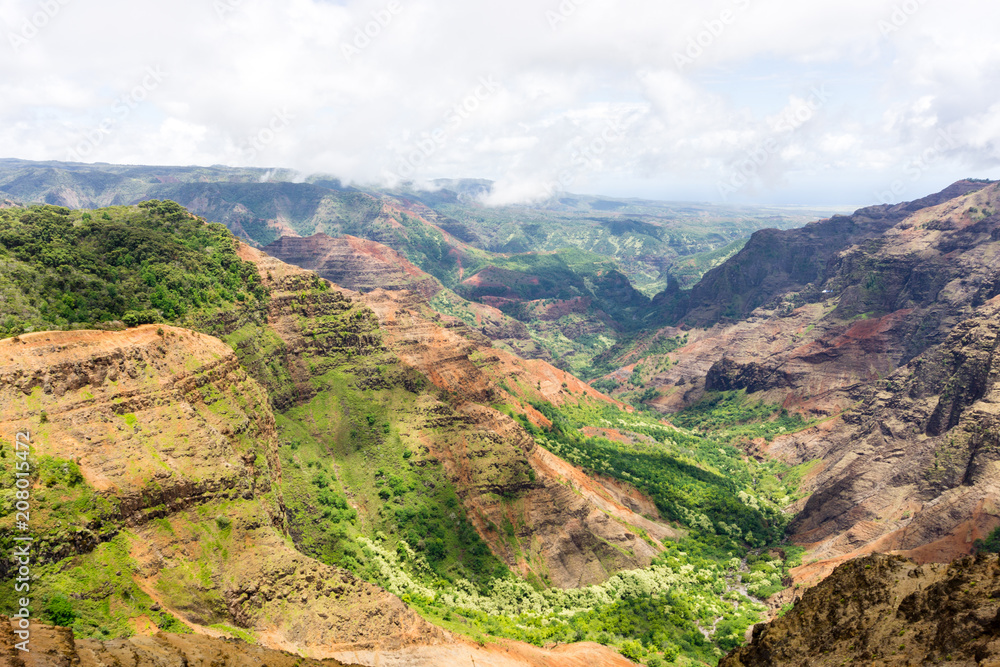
705, 357, 795, 393
0, 617, 358, 666
721, 552, 1000, 667
0, 324, 442, 655
0, 326, 280, 556
654, 179, 993, 328
752, 296, 1000, 582
263, 234, 443, 300
639, 181, 1000, 417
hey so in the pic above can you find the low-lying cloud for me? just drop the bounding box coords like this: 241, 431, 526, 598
1, 0, 998, 205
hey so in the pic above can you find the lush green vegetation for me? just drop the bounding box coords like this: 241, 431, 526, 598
0, 202, 818, 665
407, 186, 829, 296
0, 201, 264, 337
389, 210, 465, 284
358, 535, 769, 665
974, 525, 1000, 554
0, 440, 189, 637
311, 393, 809, 665
586, 331, 688, 381
275, 375, 511, 588
259, 318, 806, 665
670, 391, 811, 444
530, 402, 793, 550
670, 239, 748, 289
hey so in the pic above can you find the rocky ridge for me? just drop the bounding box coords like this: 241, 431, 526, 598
262, 234, 443, 300
234, 244, 678, 589
761, 294, 1000, 583
631, 181, 1000, 418
0, 326, 442, 655
0, 306, 647, 665
721, 552, 1000, 667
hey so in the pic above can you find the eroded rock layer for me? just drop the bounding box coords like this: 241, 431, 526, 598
721, 553, 1000, 667
638, 181, 1000, 418
0, 326, 441, 655
233, 244, 677, 589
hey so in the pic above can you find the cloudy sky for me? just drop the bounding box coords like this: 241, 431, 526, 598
1, 0, 998, 206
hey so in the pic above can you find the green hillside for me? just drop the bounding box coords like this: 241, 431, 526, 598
0, 202, 816, 666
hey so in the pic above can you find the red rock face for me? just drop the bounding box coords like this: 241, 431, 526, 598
768, 296, 1000, 583
640, 182, 1000, 416
619, 183, 1000, 581
235, 245, 674, 592
0, 325, 442, 656
263, 233, 442, 299
0, 253, 649, 665
358, 287, 678, 588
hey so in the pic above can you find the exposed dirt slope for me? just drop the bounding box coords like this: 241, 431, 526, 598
337, 640, 639, 667
0, 326, 441, 653
0, 617, 358, 666
721, 553, 1000, 667
261, 231, 613, 368
233, 246, 677, 587
233, 244, 676, 588
360, 287, 677, 587
0, 618, 637, 667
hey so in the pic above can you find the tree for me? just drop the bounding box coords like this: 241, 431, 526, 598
44, 595, 76, 627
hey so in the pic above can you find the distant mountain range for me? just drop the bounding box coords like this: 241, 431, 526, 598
4, 158, 1000, 665
0, 158, 844, 377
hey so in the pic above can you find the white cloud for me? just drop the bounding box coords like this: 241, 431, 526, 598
0, 0, 998, 204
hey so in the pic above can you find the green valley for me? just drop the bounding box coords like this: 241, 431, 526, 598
0, 201, 819, 666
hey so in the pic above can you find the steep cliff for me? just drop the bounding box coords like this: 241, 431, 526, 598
653, 179, 992, 328
262, 234, 443, 300
0, 201, 770, 664
721, 553, 1000, 667
0, 326, 440, 654
229, 244, 676, 590
752, 295, 1000, 582
632, 180, 1000, 417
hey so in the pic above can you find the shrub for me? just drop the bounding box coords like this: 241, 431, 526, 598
974, 525, 1000, 553
619, 639, 645, 661
44, 595, 76, 627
